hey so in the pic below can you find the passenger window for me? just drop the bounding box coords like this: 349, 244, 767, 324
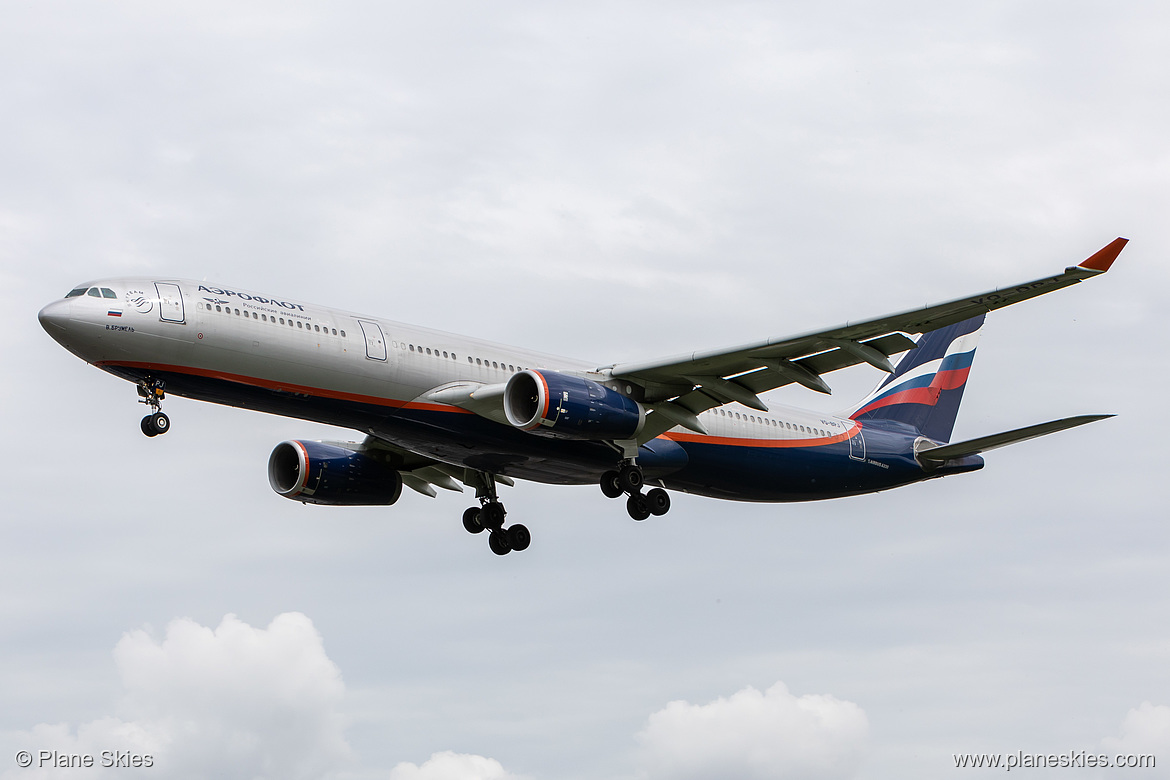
314, 325, 320, 332
443, 351, 448, 358
509, 364, 514, 372
476, 358, 482, 366
332, 329, 337, 335
216, 305, 222, 312
426, 348, 432, 355
492, 361, 498, 369
88, 288, 102, 297
340, 331, 345, 337
101, 288, 117, 299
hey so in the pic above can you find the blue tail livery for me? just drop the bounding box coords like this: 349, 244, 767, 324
850, 314, 984, 443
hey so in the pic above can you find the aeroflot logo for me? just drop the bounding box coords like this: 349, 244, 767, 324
198, 285, 304, 311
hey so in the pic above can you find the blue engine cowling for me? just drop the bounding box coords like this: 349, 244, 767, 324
503, 369, 644, 440
268, 440, 403, 505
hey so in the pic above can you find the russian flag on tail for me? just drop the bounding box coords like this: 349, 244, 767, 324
850, 315, 984, 443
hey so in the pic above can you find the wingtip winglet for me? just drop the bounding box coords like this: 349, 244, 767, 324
1078, 237, 1128, 272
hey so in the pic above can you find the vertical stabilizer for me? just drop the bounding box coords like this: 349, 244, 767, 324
849, 315, 985, 442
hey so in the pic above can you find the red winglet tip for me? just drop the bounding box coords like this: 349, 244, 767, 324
1078, 237, 1128, 272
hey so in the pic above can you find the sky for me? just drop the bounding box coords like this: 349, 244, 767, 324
2, 1, 1169, 778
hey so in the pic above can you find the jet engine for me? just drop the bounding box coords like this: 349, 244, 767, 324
503, 369, 644, 440
268, 440, 403, 505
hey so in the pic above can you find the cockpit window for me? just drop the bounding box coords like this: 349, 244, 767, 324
101, 288, 117, 299
87, 288, 102, 298
65, 287, 88, 298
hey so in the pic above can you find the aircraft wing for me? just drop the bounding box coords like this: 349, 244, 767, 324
606, 238, 1126, 441
360, 432, 514, 498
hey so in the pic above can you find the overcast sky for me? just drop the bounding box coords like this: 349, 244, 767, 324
2, 2, 1169, 778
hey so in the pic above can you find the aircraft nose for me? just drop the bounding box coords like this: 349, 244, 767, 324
38, 299, 73, 335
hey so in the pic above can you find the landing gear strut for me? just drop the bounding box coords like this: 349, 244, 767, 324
462, 472, 530, 556
601, 461, 671, 521
137, 378, 170, 437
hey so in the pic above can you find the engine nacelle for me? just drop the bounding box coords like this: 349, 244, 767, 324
268, 440, 403, 505
503, 369, 644, 440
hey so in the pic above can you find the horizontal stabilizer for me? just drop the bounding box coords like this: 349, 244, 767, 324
916, 414, 1114, 464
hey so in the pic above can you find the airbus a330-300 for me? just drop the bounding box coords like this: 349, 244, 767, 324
39, 239, 1126, 555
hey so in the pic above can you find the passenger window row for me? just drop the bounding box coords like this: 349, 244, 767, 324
393, 341, 459, 362
470, 356, 526, 373
390, 340, 529, 373
706, 407, 830, 437
198, 302, 345, 337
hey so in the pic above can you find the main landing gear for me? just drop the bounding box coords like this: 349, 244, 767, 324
137, 378, 171, 437
461, 473, 530, 556
600, 462, 671, 521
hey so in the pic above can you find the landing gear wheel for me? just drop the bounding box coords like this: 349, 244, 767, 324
481, 501, 506, 530
149, 412, 170, 435
507, 524, 531, 552
618, 464, 644, 494
627, 493, 651, 521
140, 416, 159, 437
488, 530, 512, 556
600, 470, 624, 499
462, 507, 485, 534
646, 488, 671, 516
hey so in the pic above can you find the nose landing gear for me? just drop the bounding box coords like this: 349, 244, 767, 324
601, 461, 671, 521
137, 378, 170, 437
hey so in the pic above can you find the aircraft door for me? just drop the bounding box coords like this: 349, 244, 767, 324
357, 320, 387, 361
154, 282, 185, 323
848, 424, 865, 461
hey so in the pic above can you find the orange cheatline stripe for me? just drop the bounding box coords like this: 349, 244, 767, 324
96, 360, 468, 414
663, 422, 860, 449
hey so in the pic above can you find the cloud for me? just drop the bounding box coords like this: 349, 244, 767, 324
636, 681, 868, 780
7, 613, 352, 780
1102, 702, 1170, 770
388, 751, 524, 780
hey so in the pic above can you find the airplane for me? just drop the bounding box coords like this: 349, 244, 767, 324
38, 238, 1126, 555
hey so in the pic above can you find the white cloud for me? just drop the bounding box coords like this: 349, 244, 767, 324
1102, 702, 1170, 774
7, 613, 352, 780
388, 751, 523, 780
636, 681, 868, 780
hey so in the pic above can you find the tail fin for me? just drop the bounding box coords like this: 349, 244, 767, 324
849, 314, 984, 442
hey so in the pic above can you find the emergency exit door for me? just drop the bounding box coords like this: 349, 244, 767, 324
154, 282, 185, 324
357, 320, 387, 361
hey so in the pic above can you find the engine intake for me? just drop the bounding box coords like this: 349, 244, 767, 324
268, 440, 403, 505
503, 369, 644, 440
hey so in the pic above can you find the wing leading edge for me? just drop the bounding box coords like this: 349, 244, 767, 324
604, 238, 1126, 441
